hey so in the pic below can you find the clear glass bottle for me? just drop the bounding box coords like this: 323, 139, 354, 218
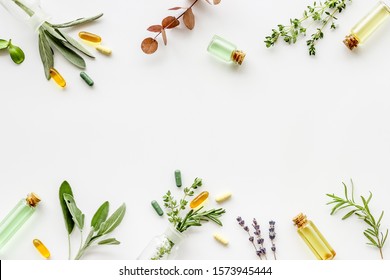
137, 226, 186, 260
0, 193, 41, 250
292, 213, 336, 260
207, 35, 246, 65
344, 1, 390, 50
0, 0, 50, 31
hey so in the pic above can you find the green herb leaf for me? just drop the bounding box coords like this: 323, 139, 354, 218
55, 29, 95, 58
91, 201, 109, 230
97, 238, 120, 245
38, 31, 54, 80
99, 203, 126, 235
63, 193, 85, 230
45, 31, 86, 69
51, 13, 104, 29
8, 42, 25, 64
0, 39, 9, 50
59, 181, 75, 235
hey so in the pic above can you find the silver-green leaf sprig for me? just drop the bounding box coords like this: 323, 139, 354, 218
0, 38, 25, 64
59, 181, 126, 260
326, 180, 388, 259
12, 0, 102, 79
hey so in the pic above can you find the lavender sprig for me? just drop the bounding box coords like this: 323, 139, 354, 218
253, 218, 267, 260
269, 220, 277, 260
237, 217, 261, 259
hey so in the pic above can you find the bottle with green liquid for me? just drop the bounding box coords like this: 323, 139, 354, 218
0, 193, 41, 250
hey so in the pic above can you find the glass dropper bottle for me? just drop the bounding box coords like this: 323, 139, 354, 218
344, 1, 390, 50
0, 193, 41, 250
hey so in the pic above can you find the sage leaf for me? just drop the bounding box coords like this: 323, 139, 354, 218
59, 181, 75, 235
38, 31, 54, 80
91, 201, 109, 230
51, 13, 104, 29
41, 24, 66, 42
56, 29, 95, 58
98, 238, 120, 245
0, 39, 9, 50
63, 193, 85, 230
99, 203, 126, 235
8, 43, 25, 64
45, 31, 86, 69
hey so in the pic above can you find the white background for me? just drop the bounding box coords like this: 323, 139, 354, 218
0, 0, 389, 260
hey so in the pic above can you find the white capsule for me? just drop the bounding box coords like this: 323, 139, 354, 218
96, 45, 112, 55
213, 233, 229, 246
215, 192, 232, 203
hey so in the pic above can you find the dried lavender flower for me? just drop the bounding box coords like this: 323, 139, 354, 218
269, 220, 277, 260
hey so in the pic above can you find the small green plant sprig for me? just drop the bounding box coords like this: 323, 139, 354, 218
265, 0, 351, 55
163, 177, 226, 233
326, 180, 388, 259
0, 38, 25, 64
59, 181, 126, 260
11, 0, 102, 79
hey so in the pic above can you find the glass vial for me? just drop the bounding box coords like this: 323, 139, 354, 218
137, 226, 185, 260
344, 1, 390, 50
207, 35, 246, 65
292, 213, 336, 260
0, 193, 41, 250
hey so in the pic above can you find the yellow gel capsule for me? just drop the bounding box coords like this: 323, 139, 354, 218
213, 233, 229, 246
78, 31, 102, 43
49, 68, 66, 88
190, 191, 209, 208
215, 192, 232, 203
96, 45, 112, 55
33, 239, 50, 259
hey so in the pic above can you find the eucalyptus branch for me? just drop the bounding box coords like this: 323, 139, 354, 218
265, 0, 351, 55
326, 180, 388, 259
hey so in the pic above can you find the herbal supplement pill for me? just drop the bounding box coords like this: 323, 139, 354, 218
215, 192, 232, 203
213, 233, 229, 246
49, 68, 66, 88
78, 31, 102, 43
190, 191, 209, 208
96, 45, 112, 55
151, 200, 164, 216
33, 239, 50, 259
174, 170, 182, 187
80, 71, 94, 86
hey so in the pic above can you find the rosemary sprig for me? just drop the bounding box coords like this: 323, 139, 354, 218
326, 180, 388, 259
265, 0, 351, 55
11, 0, 102, 79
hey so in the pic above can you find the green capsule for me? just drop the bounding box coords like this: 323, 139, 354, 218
80, 71, 94, 86
174, 170, 182, 187
151, 200, 164, 216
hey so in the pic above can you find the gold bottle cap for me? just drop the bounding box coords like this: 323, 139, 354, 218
343, 34, 359, 50
231, 50, 246, 65
292, 213, 308, 228
26, 193, 41, 207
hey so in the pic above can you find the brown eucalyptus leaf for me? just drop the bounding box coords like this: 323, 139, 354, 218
147, 25, 163, 32
141, 37, 158, 54
162, 16, 180, 29
183, 8, 195, 30
204, 0, 212, 4
161, 29, 167, 46
213, 0, 221, 4
168, 7, 183, 10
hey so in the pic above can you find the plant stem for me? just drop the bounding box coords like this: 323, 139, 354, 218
67, 234, 71, 260
12, 0, 34, 17
153, 0, 200, 39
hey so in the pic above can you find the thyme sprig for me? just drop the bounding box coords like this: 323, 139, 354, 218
11, 0, 102, 79
162, 177, 225, 233
59, 181, 126, 260
265, 0, 351, 55
326, 180, 388, 259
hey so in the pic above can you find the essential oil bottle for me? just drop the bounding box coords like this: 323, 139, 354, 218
0, 193, 41, 250
292, 213, 336, 260
344, 1, 390, 50
207, 35, 246, 65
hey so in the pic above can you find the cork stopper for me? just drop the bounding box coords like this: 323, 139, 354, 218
343, 34, 359, 50
292, 213, 308, 228
26, 193, 41, 207
231, 50, 246, 65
